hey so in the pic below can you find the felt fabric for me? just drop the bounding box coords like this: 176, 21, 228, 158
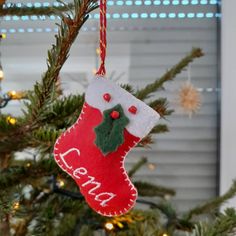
86, 77, 160, 138
94, 104, 129, 155
54, 76, 160, 217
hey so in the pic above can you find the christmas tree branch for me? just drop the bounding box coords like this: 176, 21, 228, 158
135, 181, 176, 198
191, 208, 236, 236
184, 180, 236, 220
0, 0, 97, 155
0, 3, 74, 16
135, 48, 204, 100
26, 0, 97, 125
42, 94, 84, 127
150, 124, 169, 134
149, 98, 174, 118
128, 157, 147, 178
0, 159, 63, 189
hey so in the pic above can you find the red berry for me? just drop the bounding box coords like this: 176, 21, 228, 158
110, 110, 120, 119
128, 105, 137, 114
103, 93, 111, 102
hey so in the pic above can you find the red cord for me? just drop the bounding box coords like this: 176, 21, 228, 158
96, 0, 107, 76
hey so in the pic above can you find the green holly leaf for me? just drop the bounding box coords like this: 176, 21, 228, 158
94, 104, 129, 155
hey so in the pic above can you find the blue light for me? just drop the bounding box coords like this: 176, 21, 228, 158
45, 28, 52, 32
34, 2, 42, 7
206, 12, 214, 18
169, 13, 176, 18
172, 0, 180, 5
131, 13, 139, 18
200, 0, 207, 4
125, 0, 133, 5
163, 0, 170, 5
16, 3, 22, 7
182, 0, 189, 5
106, 13, 111, 19
43, 2, 50, 7
116, 0, 124, 5
122, 13, 129, 18
39, 15, 46, 20
196, 12, 204, 18
26, 3, 33, 7
53, 2, 60, 6
49, 15, 55, 20
31, 15, 38, 20
21, 16, 29, 21
140, 13, 148, 18
27, 28, 34, 33
150, 13, 157, 18
159, 13, 167, 18
9, 28, 16, 33
135, 0, 142, 5
18, 28, 25, 33
210, 0, 217, 4
107, 1, 114, 5
94, 13, 99, 19
178, 13, 186, 18
191, 0, 199, 4
112, 13, 120, 19
12, 16, 19, 21
153, 0, 161, 5
187, 13, 195, 18
36, 28, 43, 32
144, 0, 151, 5
1, 29, 7, 33
4, 16, 11, 21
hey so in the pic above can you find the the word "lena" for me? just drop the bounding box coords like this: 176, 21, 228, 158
73, 167, 116, 207
59, 148, 116, 207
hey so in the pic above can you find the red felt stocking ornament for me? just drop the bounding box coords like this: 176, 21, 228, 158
53, 0, 160, 217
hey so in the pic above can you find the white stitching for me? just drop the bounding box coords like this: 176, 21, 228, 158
53, 102, 139, 217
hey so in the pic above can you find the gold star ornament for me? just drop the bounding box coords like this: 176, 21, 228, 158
179, 82, 201, 117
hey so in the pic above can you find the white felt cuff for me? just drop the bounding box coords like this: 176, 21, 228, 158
85, 77, 160, 138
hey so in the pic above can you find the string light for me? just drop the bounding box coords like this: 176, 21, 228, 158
7, 90, 26, 99
6, 116, 17, 125
96, 48, 100, 55
57, 177, 65, 187
0, 67, 4, 81
0, 33, 6, 39
104, 222, 115, 231
7, 90, 16, 98
164, 194, 171, 201
13, 201, 20, 210
26, 162, 31, 167
147, 163, 156, 170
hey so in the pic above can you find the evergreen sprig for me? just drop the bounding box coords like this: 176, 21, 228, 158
184, 180, 236, 220
190, 208, 236, 236
128, 157, 148, 178
135, 48, 204, 100
0, 159, 62, 189
25, 0, 98, 125
134, 181, 176, 198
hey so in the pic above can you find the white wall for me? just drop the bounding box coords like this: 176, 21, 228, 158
220, 0, 236, 207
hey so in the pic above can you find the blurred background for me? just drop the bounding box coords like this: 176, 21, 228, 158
1, 0, 220, 212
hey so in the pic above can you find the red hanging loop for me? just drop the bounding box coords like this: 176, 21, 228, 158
96, 0, 107, 76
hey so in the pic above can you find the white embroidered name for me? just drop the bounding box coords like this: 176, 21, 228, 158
59, 148, 116, 207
